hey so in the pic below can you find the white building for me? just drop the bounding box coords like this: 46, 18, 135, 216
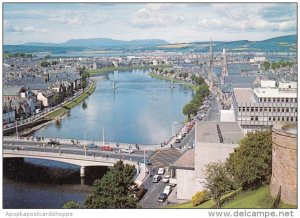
232, 81, 297, 133
170, 121, 244, 200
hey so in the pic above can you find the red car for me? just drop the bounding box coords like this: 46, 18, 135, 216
101, 145, 113, 151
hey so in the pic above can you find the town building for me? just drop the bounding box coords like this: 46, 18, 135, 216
232, 81, 297, 133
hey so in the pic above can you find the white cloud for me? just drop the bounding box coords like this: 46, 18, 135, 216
48, 16, 82, 25
5, 25, 50, 33
131, 3, 185, 28
197, 3, 296, 33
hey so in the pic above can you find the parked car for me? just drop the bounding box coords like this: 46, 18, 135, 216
162, 175, 170, 183
163, 185, 172, 196
121, 148, 134, 154
87, 143, 97, 148
140, 159, 152, 165
152, 175, 161, 183
158, 193, 168, 202
158, 168, 165, 175
48, 140, 59, 145
175, 138, 181, 143
130, 183, 144, 199
101, 145, 113, 151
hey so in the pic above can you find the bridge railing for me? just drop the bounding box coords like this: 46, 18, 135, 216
3, 149, 137, 167
3, 136, 160, 151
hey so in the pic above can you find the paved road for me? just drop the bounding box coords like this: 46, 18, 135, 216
207, 94, 220, 121
140, 126, 195, 208
140, 173, 172, 208
3, 141, 155, 163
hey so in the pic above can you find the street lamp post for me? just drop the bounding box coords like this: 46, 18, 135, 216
172, 121, 179, 137
15, 120, 18, 140
102, 125, 105, 146
84, 130, 89, 156
144, 148, 146, 177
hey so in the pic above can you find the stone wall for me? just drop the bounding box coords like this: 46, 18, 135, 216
271, 123, 297, 206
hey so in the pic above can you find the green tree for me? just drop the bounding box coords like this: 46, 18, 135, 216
203, 162, 233, 208
41, 61, 50, 67
226, 131, 272, 190
263, 61, 270, 70
271, 62, 277, 70
183, 103, 194, 120
63, 201, 81, 209
85, 160, 139, 209
53, 93, 61, 106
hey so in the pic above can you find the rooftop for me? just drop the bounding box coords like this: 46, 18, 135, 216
254, 87, 297, 98
172, 149, 194, 170
196, 121, 244, 144
233, 88, 256, 103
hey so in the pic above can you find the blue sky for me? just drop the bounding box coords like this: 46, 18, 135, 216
3, 3, 297, 44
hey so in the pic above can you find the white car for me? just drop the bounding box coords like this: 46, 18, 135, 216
163, 185, 172, 196
158, 168, 165, 175
162, 175, 170, 183
121, 148, 134, 154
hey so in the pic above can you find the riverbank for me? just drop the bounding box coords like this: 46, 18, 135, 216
88, 65, 172, 76
45, 82, 96, 120
148, 72, 198, 91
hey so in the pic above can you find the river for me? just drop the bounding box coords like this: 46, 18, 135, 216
3, 69, 193, 208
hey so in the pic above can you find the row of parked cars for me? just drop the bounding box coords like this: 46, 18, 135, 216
151, 168, 176, 203
193, 94, 214, 121
174, 120, 195, 144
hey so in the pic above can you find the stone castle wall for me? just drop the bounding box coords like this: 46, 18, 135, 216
271, 123, 297, 206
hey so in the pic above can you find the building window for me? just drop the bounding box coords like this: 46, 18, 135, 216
238, 107, 241, 112
255, 116, 258, 121
281, 98, 284, 102
273, 108, 276, 112
269, 108, 272, 112
251, 116, 254, 121
286, 108, 289, 112
286, 98, 289, 103
290, 98, 294, 103
277, 117, 280, 121
295, 98, 297, 103
264, 98, 267, 102
273, 98, 276, 102
255, 107, 258, 112
296, 108, 298, 113
281, 117, 285, 121
277, 108, 280, 112
296, 117, 298, 122
277, 98, 280, 102
282, 108, 285, 112
268, 98, 271, 102
286, 117, 289, 121
269, 117, 272, 121
246, 107, 250, 112
251, 107, 254, 112
259, 98, 263, 102
291, 117, 294, 121
242, 107, 245, 112
260, 107, 263, 112
273, 117, 276, 121
264, 107, 268, 112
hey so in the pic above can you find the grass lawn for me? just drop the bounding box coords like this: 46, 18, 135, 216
88, 65, 172, 75
222, 186, 296, 209
148, 72, 198, 91
167, 189, 241, 209
45, 84, 95, 120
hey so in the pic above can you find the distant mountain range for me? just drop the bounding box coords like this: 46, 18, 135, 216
4, 34, 297, 54
22, 38, 169, 47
